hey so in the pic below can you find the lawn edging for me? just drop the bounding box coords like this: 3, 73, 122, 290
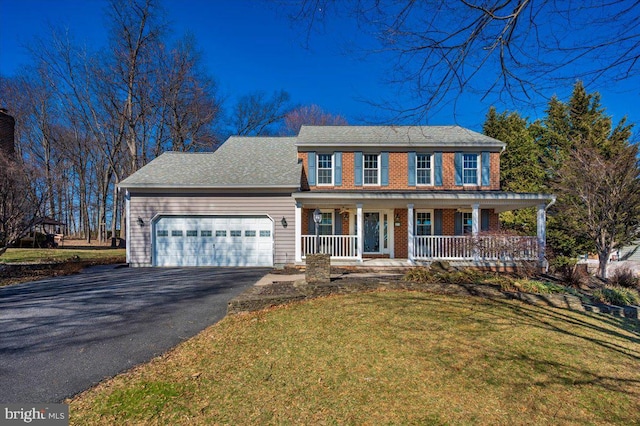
228, 274, 640, 322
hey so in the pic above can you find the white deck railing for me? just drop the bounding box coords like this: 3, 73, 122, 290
301, 235, 358, 259
414, 235, 539, 260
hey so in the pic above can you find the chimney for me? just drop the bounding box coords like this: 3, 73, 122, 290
0, 108, 16, 159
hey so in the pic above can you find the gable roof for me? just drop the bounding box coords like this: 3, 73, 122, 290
119, 136, 300, 189
296, 125, 505, 149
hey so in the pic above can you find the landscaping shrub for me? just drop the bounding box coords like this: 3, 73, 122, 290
550, 255, 588, 287
403, 267, 435, 283
592, 286, 640, 306
609, 267, 640, 289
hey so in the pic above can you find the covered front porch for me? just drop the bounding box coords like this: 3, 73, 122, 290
293, 191, 555, 266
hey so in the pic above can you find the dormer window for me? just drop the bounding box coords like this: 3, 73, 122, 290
317, 154, 333, 185
363, 154, 380, 185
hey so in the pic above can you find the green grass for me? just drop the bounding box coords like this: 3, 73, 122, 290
0, 247, 125, 264
68, 292, 640, 425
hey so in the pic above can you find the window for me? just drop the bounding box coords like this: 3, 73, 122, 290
319, 212, 333, 235
416, 154, 432, 185
416, 212, 433, 236
363, 154, 379, 185
245, 230, 256, 237
171, 230, 183, 237
462, 212, 473, 234
260, 230, 271, 237
200, 230, 212, 237
463, 154, 479, 185
186, 230, 198, 237
230, 230, 242, 237
317, 154, 333, 185
156, 230, 168, 237
215, 230, 227, 237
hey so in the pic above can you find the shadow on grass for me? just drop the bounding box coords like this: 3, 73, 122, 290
346, 291, 640, 362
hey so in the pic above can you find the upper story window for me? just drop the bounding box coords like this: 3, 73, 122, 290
463, 154, 479, 185
363, 154, 380, 185
416, 154, 433, 185
317, 154, 333, 185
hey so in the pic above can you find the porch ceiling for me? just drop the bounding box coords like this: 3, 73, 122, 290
293, 191, 555, 213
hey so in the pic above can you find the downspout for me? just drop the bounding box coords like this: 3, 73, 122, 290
545, 196, 556, 212
539, 195, 556, 272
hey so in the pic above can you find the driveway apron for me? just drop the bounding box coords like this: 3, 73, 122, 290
0, 266, 267, 403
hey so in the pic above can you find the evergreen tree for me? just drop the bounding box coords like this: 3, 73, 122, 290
483, 107, 544, 235
486, 81, 640, 278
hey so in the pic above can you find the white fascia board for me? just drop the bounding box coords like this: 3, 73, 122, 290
118, 183, 299, 191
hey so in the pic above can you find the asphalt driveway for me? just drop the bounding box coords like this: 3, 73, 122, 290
0, 265, 268, 403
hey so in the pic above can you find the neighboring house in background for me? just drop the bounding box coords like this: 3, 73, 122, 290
619, 241, 640, 262
119, 126, 555, 267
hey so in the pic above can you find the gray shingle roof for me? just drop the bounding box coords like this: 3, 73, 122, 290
296, 125, 505, 149
119, 137, 300, 189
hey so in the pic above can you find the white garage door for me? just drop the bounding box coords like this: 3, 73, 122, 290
153, 216, 273, 267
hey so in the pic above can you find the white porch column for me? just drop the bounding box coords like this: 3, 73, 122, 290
356, 203, 363, 262
472, 203, 480, 261
295, 202, 302, 263
537, 203, 547, 269
471, 203, 480, 236
407, 203, 414, 263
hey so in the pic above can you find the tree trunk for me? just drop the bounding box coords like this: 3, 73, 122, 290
597, 250, 610, 279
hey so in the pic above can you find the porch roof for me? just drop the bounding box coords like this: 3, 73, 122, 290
293, 190, 555, 213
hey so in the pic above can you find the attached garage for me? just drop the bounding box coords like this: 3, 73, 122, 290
119, 136, 300, 267
153, 216, 274, 267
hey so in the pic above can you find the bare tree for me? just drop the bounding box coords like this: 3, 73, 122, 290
231, 90, 291, 136
555, 143, 640, 279
157, 35, 223, 153
282, 104, 348, 135
290, 1, 640, 119
0, 154, 42, 249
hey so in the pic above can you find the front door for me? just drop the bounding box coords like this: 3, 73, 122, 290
364, 212, 380, 253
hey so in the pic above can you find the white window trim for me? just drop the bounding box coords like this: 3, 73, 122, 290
415, 209, 435, 236
462, 211, 473, 234
462, 153, 481, 186
316, 153, 334, 186
363, 153, 381, 186
416, 153, 434, 186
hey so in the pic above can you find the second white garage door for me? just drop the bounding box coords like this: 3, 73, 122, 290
153, 216, 273, 267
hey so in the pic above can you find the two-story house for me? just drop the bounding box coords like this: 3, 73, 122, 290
119, 125, 554, 268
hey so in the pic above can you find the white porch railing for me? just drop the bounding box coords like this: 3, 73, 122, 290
301, 235, 358, 259
414, 235, 539, 261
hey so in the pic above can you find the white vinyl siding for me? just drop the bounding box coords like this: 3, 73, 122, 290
128, 193, 295, 267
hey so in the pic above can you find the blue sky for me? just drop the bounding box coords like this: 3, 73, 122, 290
1, 0, 638, 134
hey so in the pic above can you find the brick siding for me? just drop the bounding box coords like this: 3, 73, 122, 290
299, 151, 501, 191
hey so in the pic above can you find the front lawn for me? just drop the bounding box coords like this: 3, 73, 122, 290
68, 292, 640, 425
0, 248, 126, 286
0, 247, 125, 264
